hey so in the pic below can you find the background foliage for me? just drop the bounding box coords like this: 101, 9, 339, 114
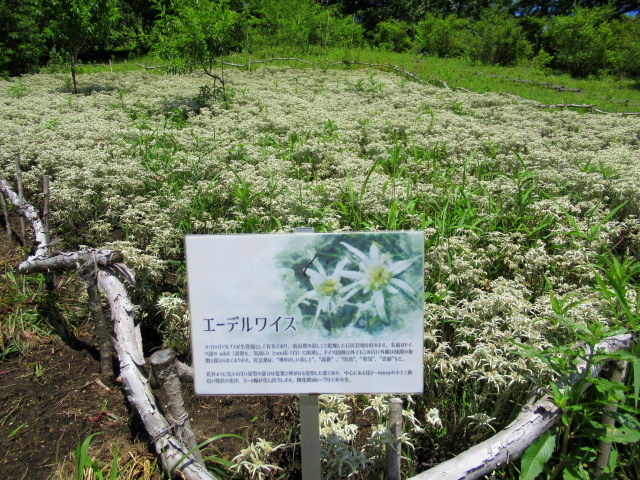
2, 0, 639, 79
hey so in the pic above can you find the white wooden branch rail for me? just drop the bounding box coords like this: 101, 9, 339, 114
1, 174, 634, 480
0, 175, 215, 480
409, 333, 633, 480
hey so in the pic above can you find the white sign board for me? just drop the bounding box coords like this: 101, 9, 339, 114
185, 231, 424, 395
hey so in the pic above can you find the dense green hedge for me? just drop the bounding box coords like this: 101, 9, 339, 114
1, 0, 638, 79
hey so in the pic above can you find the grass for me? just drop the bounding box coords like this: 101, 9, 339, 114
42, 46, 640, 114
0, 270, 52, 361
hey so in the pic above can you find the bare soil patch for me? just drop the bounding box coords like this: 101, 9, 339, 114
0, 229, 299, 479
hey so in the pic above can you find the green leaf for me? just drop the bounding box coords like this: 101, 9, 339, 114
601, 426, 640, 444
634, 361, 640, 410
170, 433, 243, 473
519, 430, 557, 480
75, 432, 102, 480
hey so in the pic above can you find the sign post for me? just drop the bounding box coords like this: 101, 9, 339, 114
185, 230, 424, 478
294, 228, 321, 480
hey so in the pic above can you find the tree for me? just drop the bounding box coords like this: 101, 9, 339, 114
543, 6, 615, 77
470, 8, 532, 66
152, 0, 242, 86
610, 15, 640, 78
512, 0, 639, 17
414, 13, 471, 58
44, 0, 120, 93
0, 0, 47, 76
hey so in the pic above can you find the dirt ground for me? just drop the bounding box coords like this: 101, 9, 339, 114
0, 228, 300, 480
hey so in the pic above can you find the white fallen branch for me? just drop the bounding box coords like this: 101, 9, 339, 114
410, 333, 633, 480
0, 175, 48, 258
1, 177, 217, 480
97, 269, 216, 479
18, 249, 125, 274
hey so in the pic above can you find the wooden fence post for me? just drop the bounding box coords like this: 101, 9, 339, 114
84, 273, 115, 385
14, 155, 26, 246
387, 397, 403, 480
0, 191, 11, 236
149, 349, 203, 464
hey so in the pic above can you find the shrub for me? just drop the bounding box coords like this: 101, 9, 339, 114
43, 0, 120, 93
0, 0, 47, 76
610, 16, 640, 78
543, 6, 615, 78
414, 13, 471, 58
249, 0, 363, 53
152, 0, 243, 82
372, 19, 413, 53
469, 8, 532, 66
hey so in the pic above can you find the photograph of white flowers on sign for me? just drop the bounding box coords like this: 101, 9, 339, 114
279, 232, 423, 335
1, 65, 639, 477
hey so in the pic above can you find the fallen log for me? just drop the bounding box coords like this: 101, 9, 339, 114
98, 269, 216, 479
1, 177, 217, 480
18, 249, 124, 274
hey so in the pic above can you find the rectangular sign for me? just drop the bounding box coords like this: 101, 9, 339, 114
185, 231, 424, 395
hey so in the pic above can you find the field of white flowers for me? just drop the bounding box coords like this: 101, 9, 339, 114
1, 67, 639, 476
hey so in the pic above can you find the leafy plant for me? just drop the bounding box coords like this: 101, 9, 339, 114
6, 81, 31, 98
43, 0, 120, 94
152, 0, 242, 86
414, 13, 471, 58
518, 259, 640, 479
470, 8, 533, 66
543, 6, 615, 78
74, 432, 119, 480
372, 19, 413, 53
0, 271, 51, 361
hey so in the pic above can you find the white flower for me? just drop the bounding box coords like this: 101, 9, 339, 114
294, 257, 350, 326
340, 242, 419, 320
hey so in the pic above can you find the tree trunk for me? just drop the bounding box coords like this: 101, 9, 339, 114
71, 50, 78, 94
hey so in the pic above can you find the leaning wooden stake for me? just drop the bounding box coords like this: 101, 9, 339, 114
14, 155, 27, 246
594, 360, 628, 477
149, 349, 203, 464
387, 397, 403, 480
42, 175, 56, 291
98, 269, 216, 480
1, 177, 216, 480
84, 274, 115, 385
0, 191, 11, 236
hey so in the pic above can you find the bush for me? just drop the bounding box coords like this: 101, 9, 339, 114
249, 0, 363, 53
153, 0, 243, 81
544, 6, 615, 78
0, 0, 47, 76
372, 19, 413, 53
414, 13, 471, 58
469, 8, 532, 66
610, 16, 640, 78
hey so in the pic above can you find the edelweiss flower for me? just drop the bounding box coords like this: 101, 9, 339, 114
295, 257, 349, 326
340, 242, 419, 320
